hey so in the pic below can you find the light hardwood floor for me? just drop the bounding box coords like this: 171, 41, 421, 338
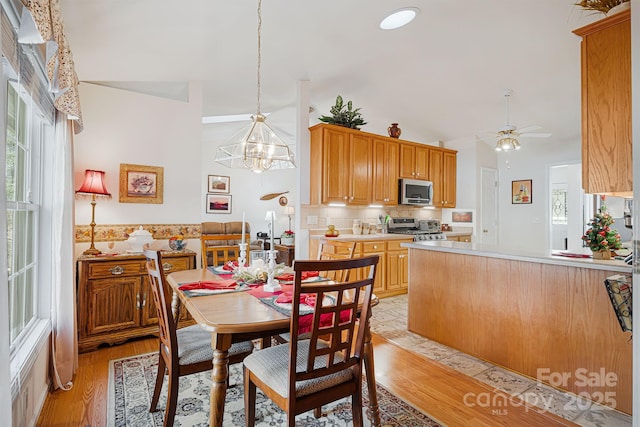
35, 333, 576, 427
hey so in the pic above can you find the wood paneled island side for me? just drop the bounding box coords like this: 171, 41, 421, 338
403, 241, 632, 414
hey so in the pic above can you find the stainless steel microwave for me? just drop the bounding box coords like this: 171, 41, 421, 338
399, 178, 433, 206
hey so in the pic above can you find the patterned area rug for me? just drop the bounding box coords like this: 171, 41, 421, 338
107, 352, 441, 426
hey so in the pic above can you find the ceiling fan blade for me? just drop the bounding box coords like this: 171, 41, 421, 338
260, 190, 289, 201
520, 132, 551, 138
518, 125, 542, 134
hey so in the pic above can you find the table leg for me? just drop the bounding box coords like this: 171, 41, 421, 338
363, 321, 381, 427
210, 334, 232, 427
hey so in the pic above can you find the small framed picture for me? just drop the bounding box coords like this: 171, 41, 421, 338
206, 194, 232, 214
452, 211, 473, 223
119, 163, 164, 204
208, 175, 230, 193
512, 179, 532, 204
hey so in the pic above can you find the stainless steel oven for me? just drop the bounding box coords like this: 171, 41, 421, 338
386, 217, 446, 242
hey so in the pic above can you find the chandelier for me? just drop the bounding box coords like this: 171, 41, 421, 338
214, 0, 295, 173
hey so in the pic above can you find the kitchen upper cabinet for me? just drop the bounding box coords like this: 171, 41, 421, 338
573, 10, 632, 196
399, 142, 429, 179
372, 137, 399, 205
310, 124, 372, 205
429, 148, 457, 208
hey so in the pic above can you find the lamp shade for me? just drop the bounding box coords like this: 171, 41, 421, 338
264, 210, 277, 221
76, 170, 111, 197
284, 206, 295, 215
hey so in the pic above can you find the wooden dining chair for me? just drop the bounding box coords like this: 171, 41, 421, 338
200, 234, 250, 268
143, 249, 254, 427
316, 239, 357, 281
272, 239, 358, 345
243, 255, 379, 427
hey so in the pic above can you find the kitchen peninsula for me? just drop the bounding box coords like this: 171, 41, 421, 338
404, 240, 632, 414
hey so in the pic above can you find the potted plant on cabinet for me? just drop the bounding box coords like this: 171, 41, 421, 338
318, 95, 367, 130
281, 230, 295, 246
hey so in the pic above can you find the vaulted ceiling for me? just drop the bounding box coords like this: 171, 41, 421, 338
59, 0, 603, 149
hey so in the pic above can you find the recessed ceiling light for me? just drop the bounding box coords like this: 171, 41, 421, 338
380, 7, 420, 30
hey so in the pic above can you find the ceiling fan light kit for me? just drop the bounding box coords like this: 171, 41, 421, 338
491, 89, 549, 152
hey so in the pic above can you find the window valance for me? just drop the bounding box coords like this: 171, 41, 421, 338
18, 0, 83, 133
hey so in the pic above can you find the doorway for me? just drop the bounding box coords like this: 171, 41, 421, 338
480, 167, 498, 245
548, 163, 584, 251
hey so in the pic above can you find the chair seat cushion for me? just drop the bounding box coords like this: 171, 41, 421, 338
177, 325, 253, 365
243, 339, 352, 398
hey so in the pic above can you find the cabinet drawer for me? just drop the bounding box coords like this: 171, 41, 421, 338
87, 260, 146, 278
160, 257, 190, 273
362, 241, 385, 253
387, 240, 410, 251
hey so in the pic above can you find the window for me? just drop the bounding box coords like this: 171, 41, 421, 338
551, 188, 568, 225
5, 79, 46, 351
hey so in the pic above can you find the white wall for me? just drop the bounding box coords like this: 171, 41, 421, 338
74, 82, 204, 233
496, 139, 581, 251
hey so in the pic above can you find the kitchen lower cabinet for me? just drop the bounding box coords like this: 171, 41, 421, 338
386, 241, 409, 291
77, 251, 196, 353
447, 234, 472, 242
360, 241, 386, 295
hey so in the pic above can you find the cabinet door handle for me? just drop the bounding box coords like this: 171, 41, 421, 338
109, 266, 125, 275
141, 292, 147, 308
136, 293, 141, 309
162, 262, 173, 272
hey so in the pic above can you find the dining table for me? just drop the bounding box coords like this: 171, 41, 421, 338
166, 268, 382, 427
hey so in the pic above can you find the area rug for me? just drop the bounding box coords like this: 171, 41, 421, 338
107, 352, 441, 426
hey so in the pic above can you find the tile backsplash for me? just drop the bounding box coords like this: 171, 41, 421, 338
299, 205, 440, 234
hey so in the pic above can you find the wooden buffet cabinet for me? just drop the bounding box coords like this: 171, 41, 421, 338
76, 251, 197, 353
310, 123, 457, 207
573, 10, 632, 196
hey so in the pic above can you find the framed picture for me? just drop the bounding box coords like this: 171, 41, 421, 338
512, 179, 532, 204
208, 175, 230, 193
206, 194, 232, 214
119, 163, 164, 204
452, 211, 473, 223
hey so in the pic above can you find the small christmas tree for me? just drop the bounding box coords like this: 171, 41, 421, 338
582, 198, 622, 253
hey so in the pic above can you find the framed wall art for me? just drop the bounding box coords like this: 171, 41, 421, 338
119, 163, 164, 204
206, 194, 232, 214
208, 175, 230, 193
512, 179, 532, 204
451, 211, 473, 223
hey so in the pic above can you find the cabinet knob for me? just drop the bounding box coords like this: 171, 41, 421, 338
411, 172, 415, 176
109, 266, 125, 275
162, 262, 173, 271
416, 172, 420, 177
350, 196, 354, 200
343, 196, 348, 200
373, 245, 378, 249
483, 229, 488, 233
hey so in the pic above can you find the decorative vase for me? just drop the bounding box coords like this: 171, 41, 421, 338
388, 123, 401, 138
592, 250, 611, 260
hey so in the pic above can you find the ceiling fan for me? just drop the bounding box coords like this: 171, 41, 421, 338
480, 89, 551, 151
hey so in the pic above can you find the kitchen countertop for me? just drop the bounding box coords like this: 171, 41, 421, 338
309, 233, 415, 241
402, 240, 632, 273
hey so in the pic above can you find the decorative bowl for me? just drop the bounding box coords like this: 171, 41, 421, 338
169, 239, 187, 251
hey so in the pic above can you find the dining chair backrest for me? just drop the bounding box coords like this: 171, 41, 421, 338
144, 250, 179, 362
243, 255, 379, 426
200, 234, 250, 268
316, 239, 357, 282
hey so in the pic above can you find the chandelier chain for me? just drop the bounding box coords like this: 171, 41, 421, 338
256, 0, 262, 115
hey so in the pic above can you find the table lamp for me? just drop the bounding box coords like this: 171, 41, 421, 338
76, 170, 111, 255
284, 206, 294, 231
